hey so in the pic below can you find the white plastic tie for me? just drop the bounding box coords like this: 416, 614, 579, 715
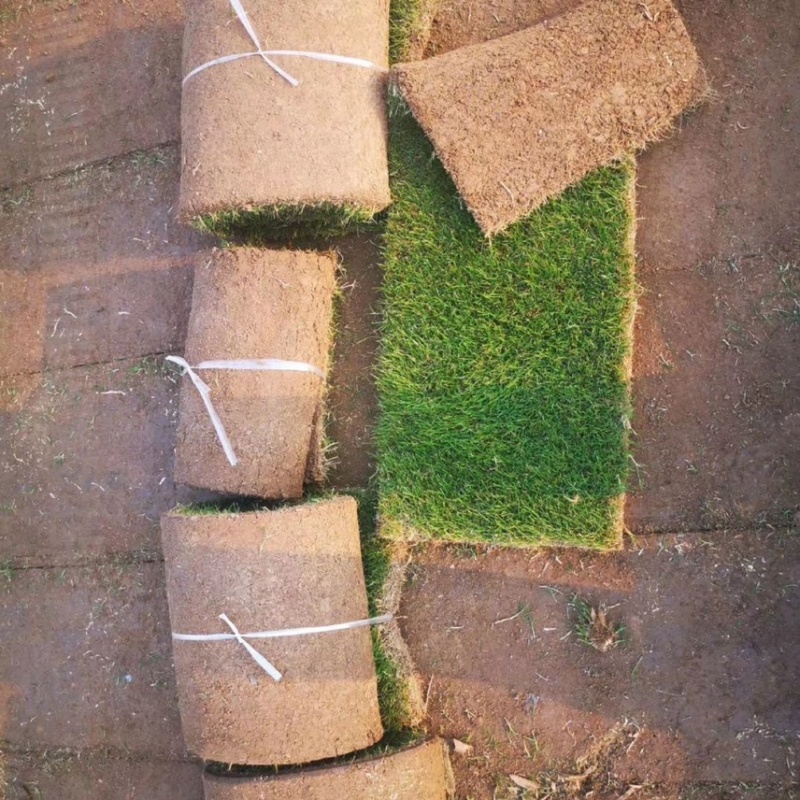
165, 355, 324, 467
219, 613, 284, 681
183, 0, 380, 86
173, 613, 393, 683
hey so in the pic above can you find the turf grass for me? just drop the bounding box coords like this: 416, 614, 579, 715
376, 102, 635, 549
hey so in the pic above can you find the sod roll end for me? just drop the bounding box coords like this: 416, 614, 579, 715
173, 247, 336, 499
179, 0, 392, 237
393, 0, 706, 235
202, 738, 455, 798
162, 496, 383, 765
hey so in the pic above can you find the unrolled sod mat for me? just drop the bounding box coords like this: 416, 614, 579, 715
179, 0, 391, 234
202, 739, 454, 798
161, 496, 383, 765
172, 247, 335, 498
393, 0, 706, 235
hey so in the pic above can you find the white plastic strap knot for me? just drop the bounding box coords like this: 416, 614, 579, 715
173, 613, 393, 682
165, 355, 325, 467
183, 0, 381, 86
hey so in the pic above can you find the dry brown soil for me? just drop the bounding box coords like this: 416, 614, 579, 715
0, 0, 798, 798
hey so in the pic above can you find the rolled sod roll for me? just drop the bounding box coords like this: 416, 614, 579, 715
394, 0, 707, 235
161, 496, 383, 765
179, 0, 391, 234
202, 739, 454, 799
173, 247, 335, 498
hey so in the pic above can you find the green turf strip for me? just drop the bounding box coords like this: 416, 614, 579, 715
195, 202, 381, 244
376, 104, 635, 549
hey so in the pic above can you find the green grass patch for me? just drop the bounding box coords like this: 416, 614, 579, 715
389, 0, 440, 64
352, 488, 419, 741
194, 202, 382, 244
376, 103, 635, 549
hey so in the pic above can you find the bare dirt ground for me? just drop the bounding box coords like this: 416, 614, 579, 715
0, 0, 798, 798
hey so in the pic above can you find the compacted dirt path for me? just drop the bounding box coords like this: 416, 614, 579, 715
0, 1, 798, 798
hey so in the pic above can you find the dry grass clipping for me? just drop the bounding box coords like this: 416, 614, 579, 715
501, 721, 645, 799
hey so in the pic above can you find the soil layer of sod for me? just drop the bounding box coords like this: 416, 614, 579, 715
161, 496, 383, 765
203, 739, 453, 799
394, 0, 705, 235
179, 0, 391, 236
376, 106, 635, 548
173, 247, 335, 498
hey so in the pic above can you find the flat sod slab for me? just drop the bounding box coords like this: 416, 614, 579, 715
0, 145, 209, 274
376, 110, 635, 548
0, 560, 185, 756
400, 530, 800, 796
425, 0, 583, 53
0, 0, 183, 188
624, 0, 800, 533
174, 248, 336, 498
161, 497, 383, 765
0, 359, 184, 562
203, 739, 453, 800
394, 0, 706, 235
0, 261, 193, 378
626, 257, 800, 532
179, 0, 390, 227
1, 752, 202, 800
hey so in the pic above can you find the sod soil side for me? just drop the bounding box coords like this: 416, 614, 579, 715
173, 247, 335, 498
160, 496, 383, 765
179, 0, 391, 226
203, 739, 454, 799
394, 0, 706, 234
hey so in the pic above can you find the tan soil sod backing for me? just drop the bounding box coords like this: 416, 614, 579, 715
202, 739, 454, 799
394, 0, 707, 235
0, 0, 182, 188
174, 247, 336, 498
179, 0, 391, 221
0, 561, 184, 755
161, 496, 383, 765
0, 361, 181, 562
2, 752, 203, 800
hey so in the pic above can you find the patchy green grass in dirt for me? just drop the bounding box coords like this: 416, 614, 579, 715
0, 561, 15, 591
194, 203, 382, 245
569, 594, 626, 652
377, 102, 635, 549
494, 721, 642, 799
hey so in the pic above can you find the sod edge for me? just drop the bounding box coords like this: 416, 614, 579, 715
192, 202, 384, 244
